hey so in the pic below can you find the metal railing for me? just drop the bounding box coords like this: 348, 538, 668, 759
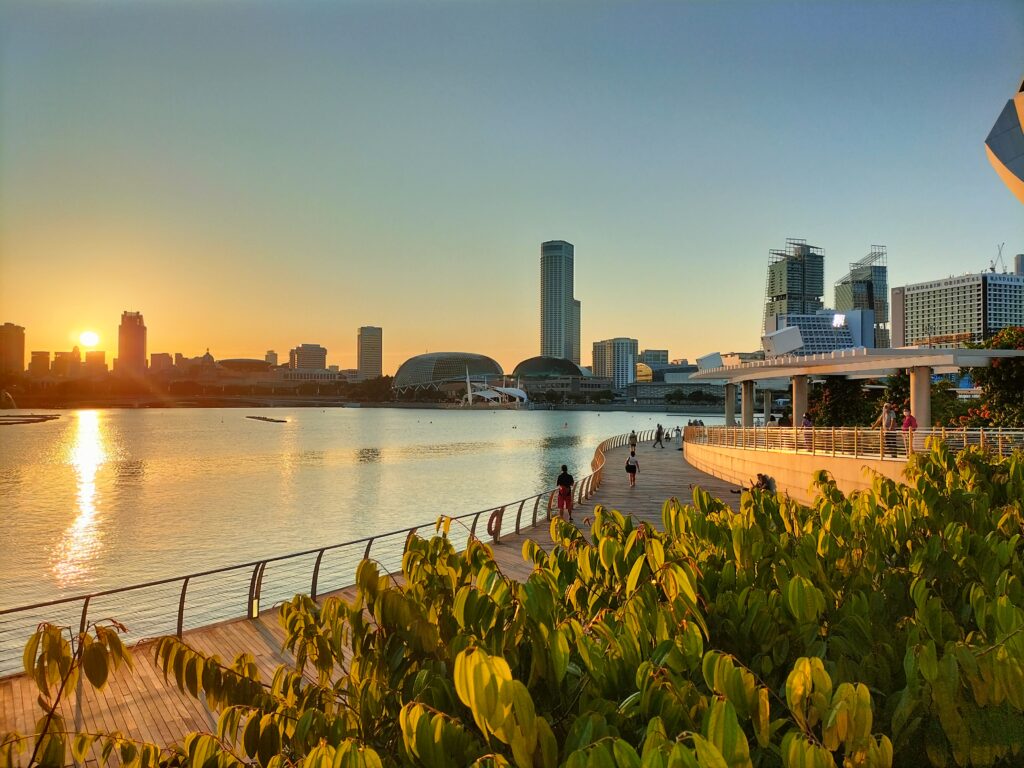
684, 425, 1024, 461
0, 429, 652, 677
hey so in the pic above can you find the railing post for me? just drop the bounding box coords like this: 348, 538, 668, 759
310, 549, 326, 601
532, 495, 541, 526
470, 512, 481, 540
811, 428, 816, 455
980, 429, 986, 452
853, 427, 858, 457
404, 528, 418, 553
363, 537, 375, 561
515, 499, 526, 534
999, 428, 1003, 458
247, 562, 266, 619
176, 578, 190, 637
831, 427, 836, 457
546, 491, 555, 520
78, 596, 91, 637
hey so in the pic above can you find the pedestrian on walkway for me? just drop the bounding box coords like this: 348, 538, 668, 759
628, 430, 638, 451
625, 450, 640, 487
902, 407, 918, 453
556, 464, 575, 521
653, 424, 664, 448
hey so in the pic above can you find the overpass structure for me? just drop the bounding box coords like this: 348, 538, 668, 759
690, 347, 1024, 429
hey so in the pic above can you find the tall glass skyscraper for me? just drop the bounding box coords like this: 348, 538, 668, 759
116, 311, 147, 376
835, 246, 889, 347
540, 240, 580, 364
763, 239, 825, 335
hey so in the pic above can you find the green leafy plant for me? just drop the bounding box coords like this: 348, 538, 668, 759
6, 443, 1024, 767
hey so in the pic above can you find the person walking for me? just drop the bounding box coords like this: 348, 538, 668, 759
628, 430, 638, 452
653, 424, 664, 448
625, 450, 640, 487
902, 407, 918, 454
556, 464, 575, 521
873, 402, 898, 456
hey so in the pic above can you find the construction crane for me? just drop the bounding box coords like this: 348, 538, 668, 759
990, 242, 1007, 273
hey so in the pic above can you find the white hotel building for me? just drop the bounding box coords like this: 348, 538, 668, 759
592, 337, 638, 389
891, 272, 1024, 347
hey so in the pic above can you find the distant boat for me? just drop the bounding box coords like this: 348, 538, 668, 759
246, 415, 287, 424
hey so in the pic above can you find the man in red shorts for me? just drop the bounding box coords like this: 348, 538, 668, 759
557, 464, 575, 521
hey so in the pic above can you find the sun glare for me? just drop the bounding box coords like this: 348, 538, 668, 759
79, 331, 99, 347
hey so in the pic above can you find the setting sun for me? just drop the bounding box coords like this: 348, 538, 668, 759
79, 331, 99, 347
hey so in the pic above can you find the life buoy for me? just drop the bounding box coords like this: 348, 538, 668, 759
487, 508, 503, 540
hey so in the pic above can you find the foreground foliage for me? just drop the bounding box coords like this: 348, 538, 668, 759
5, 442, 1024, 767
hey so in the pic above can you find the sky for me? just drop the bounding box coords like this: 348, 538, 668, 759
1, 0, 1022, 374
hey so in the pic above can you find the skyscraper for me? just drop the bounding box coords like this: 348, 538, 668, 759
289, 343, 328, 369
592, 337, 638, 389
117, 311, 147, 376
540, 240, 581, 364
763, 239, 825, 334
357, 326, 383, 380
834, 246, 890, 347
0, 323, 26, 374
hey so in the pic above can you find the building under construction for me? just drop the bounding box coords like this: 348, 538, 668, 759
834, 246, 889, 348
763, 238, 825, 334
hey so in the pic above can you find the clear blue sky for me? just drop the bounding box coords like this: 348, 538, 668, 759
1, 0, 1021, 372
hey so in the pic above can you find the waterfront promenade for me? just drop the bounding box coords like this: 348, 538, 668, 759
0, 442, 738, 744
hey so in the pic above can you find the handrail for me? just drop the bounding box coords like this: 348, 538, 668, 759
684, 425, 1024, 462
0, 428, 653, 676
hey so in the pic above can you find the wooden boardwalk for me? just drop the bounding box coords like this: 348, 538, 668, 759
0, 443, 738, 746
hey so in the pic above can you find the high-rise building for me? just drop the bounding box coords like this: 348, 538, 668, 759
117, 311, 147, 376
150, 353, 173, 372
289, 343, 328, 369
592, 337, 638, 389
834, 246, 890, 347
265, 350, 279, 367
28, 351, 50, 377
52, 347, 82, 378
764, 239, 825, 334
0, 322, 26, 374
891, 272, 1024, 347
84, 351, 107, 376
357, 326, 383, 380
639, 349, 669, 365
1016, 253, 1024, 276
540, 240, 581, 364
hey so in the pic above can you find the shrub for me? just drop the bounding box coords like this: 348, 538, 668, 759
6, 443, 1024, 767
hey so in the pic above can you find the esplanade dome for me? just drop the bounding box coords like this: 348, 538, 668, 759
511, 356, 585, 378
393, 352, 503, 389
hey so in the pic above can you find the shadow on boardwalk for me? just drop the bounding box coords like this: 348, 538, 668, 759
0, 443, 737, 743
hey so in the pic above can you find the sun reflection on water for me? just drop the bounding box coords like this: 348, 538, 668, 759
51, 410, 107, 587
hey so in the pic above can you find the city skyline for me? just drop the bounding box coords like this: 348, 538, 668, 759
1, 1, 1022, 373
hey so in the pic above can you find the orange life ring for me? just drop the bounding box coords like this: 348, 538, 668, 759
487, 508, 502, 539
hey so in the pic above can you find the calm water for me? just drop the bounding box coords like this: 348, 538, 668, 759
0, 407, 721, 609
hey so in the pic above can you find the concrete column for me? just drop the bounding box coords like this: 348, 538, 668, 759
763, 390, 772, 423
909, 366, 931, 430
724, 383, 736, 427
741, 380, 755, 427
792, 375, 808, 424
